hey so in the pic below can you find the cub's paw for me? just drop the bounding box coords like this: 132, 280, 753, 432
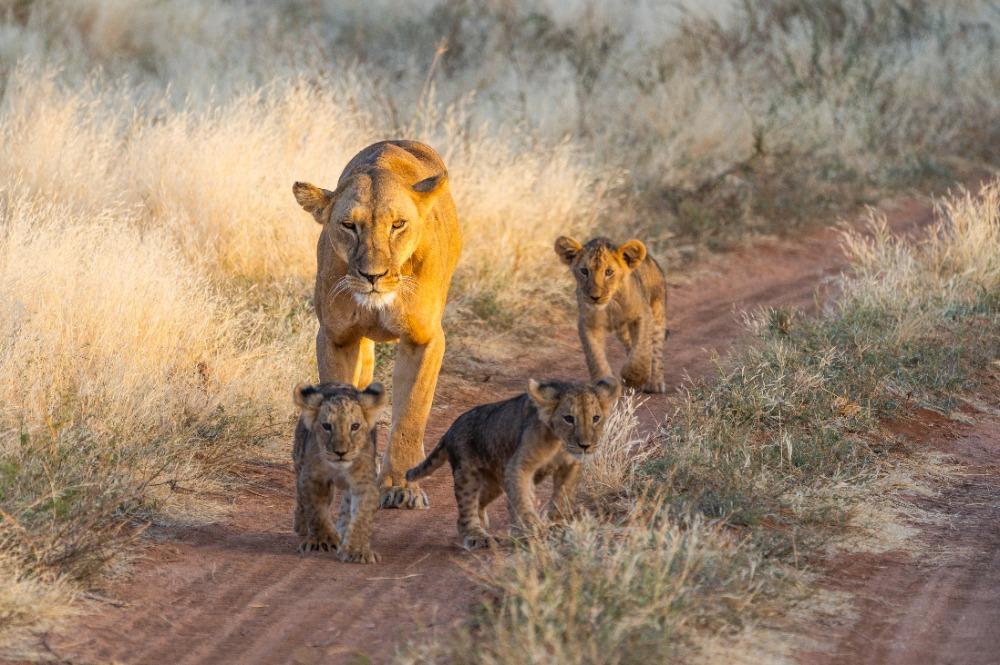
380, 486, 430, 510
297, 536, 338, 553
462, 531, 493, 551
337, 546, 381, 564
642, 380, 669, 394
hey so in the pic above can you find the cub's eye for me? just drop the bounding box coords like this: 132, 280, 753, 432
605, 268, 614, 276
592, 414, 601, 423
341, 221, 356, 231
580, 268, 589, 276
321, 422, 332, 431
563, 415, 575, 424
350, 422, 361, 431
392, 220, 406, 230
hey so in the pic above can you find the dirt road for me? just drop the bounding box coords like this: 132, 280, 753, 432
38, 198, 976, 665
799, 407, 1000, 665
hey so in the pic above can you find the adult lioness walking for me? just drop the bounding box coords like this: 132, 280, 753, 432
293, 140, 461, 509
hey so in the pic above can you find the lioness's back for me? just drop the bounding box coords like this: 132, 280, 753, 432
339, 140, 448, 188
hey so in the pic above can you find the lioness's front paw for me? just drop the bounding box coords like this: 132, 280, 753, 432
462, 530, 493, 550
379, 486, 430, 510
642, 379, 668, 394
337, 546, 380, 564
297, 536, 338, 553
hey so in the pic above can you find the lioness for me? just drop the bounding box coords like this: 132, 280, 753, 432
406, 377, 620, 549
555, 236, 668, 393
292, 382, 386, 564
293, 140, 461, 510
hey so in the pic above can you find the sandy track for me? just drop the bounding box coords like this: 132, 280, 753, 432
799, 408, 1000, 665
39, 200, 938, 665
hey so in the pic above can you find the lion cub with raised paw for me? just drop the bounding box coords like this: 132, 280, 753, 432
555, 236, 669, 393
292, 382, 387, 563
406, 377, 620, 549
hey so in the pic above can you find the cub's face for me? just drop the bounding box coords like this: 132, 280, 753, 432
528, 377, 621, 459
294, 383, 387, 464
293, 171, 447, 310
554, 236, 647, 307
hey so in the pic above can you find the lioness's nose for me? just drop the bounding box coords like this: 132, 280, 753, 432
360, 270, 388, 285
579, 442, 591, 450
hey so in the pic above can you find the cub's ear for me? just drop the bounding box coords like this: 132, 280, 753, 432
594, 376, 621, 407
293, 383, 324, 426
359, 382, 388, 426
527, 378, 562, 419
617, 239, 647, 269
292, 181, 336, 224
554, 236, 583, 265
410, 173, 448, 213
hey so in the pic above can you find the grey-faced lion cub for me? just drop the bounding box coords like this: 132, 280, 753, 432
292, 382, 387, 563
555, 236, 668, 393
406, 377, 620, 549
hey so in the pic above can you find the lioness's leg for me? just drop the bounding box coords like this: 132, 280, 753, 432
454, 467, 489, 549
379, 328, 445, 509
317, 329, 363, 385
548, 460, 581, 522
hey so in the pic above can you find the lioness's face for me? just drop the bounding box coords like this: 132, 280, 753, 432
294, 171, 446, 310
554, 236, 647, 307
528, 378, 621, 459
294, 383, 387, 464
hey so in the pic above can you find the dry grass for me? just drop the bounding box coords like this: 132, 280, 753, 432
0, 0, 998, 653
399, 181, 1000, 663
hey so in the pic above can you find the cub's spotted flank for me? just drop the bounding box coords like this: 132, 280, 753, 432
406, 377, 620, 549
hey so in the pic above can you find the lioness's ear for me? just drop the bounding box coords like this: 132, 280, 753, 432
528, 378, 561, 419
293, 383, 324, 426
554, 236, 583, 265
594, 376, 621, 407
617, 239, 647, 269
410, 173, 448, 213
292, 181, 336, 224
359, 382, 388, 426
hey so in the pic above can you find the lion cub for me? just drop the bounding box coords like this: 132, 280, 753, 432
406, 377, 620, 549
555, 236, 668, 393
292, 382, 387, 563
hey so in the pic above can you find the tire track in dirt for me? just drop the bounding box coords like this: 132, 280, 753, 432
41, 199, 934, 665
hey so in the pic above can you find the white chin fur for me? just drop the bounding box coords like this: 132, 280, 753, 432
353, 291, 397, 310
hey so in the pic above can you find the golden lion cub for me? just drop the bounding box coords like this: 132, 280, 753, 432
555, 236, 668, 393
406, 377, 620, 549
292, 382, 387, 563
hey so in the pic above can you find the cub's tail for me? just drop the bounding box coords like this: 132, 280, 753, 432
405, 438, 449, 482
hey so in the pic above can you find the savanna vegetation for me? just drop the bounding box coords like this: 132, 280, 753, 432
0, 0, 997, 657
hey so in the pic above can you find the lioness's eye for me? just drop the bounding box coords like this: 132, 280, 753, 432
580, 268, 589, 276
592, 414, 601, 423
392, 220, 406, 230
563, 415, 575, 424
321, 422, 332, 431
341, 221, 356, 231
350, 422, 361, 431
605, 268, 614, 276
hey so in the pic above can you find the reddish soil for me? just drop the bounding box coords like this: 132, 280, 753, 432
29, 198, 957, 665
798, 402, 1000, 665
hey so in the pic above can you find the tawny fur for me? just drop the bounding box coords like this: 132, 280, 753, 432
406, 377, 620, 549
555, 236, 669, 393
292, 382, 387, 564
293, 140, 462, 512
